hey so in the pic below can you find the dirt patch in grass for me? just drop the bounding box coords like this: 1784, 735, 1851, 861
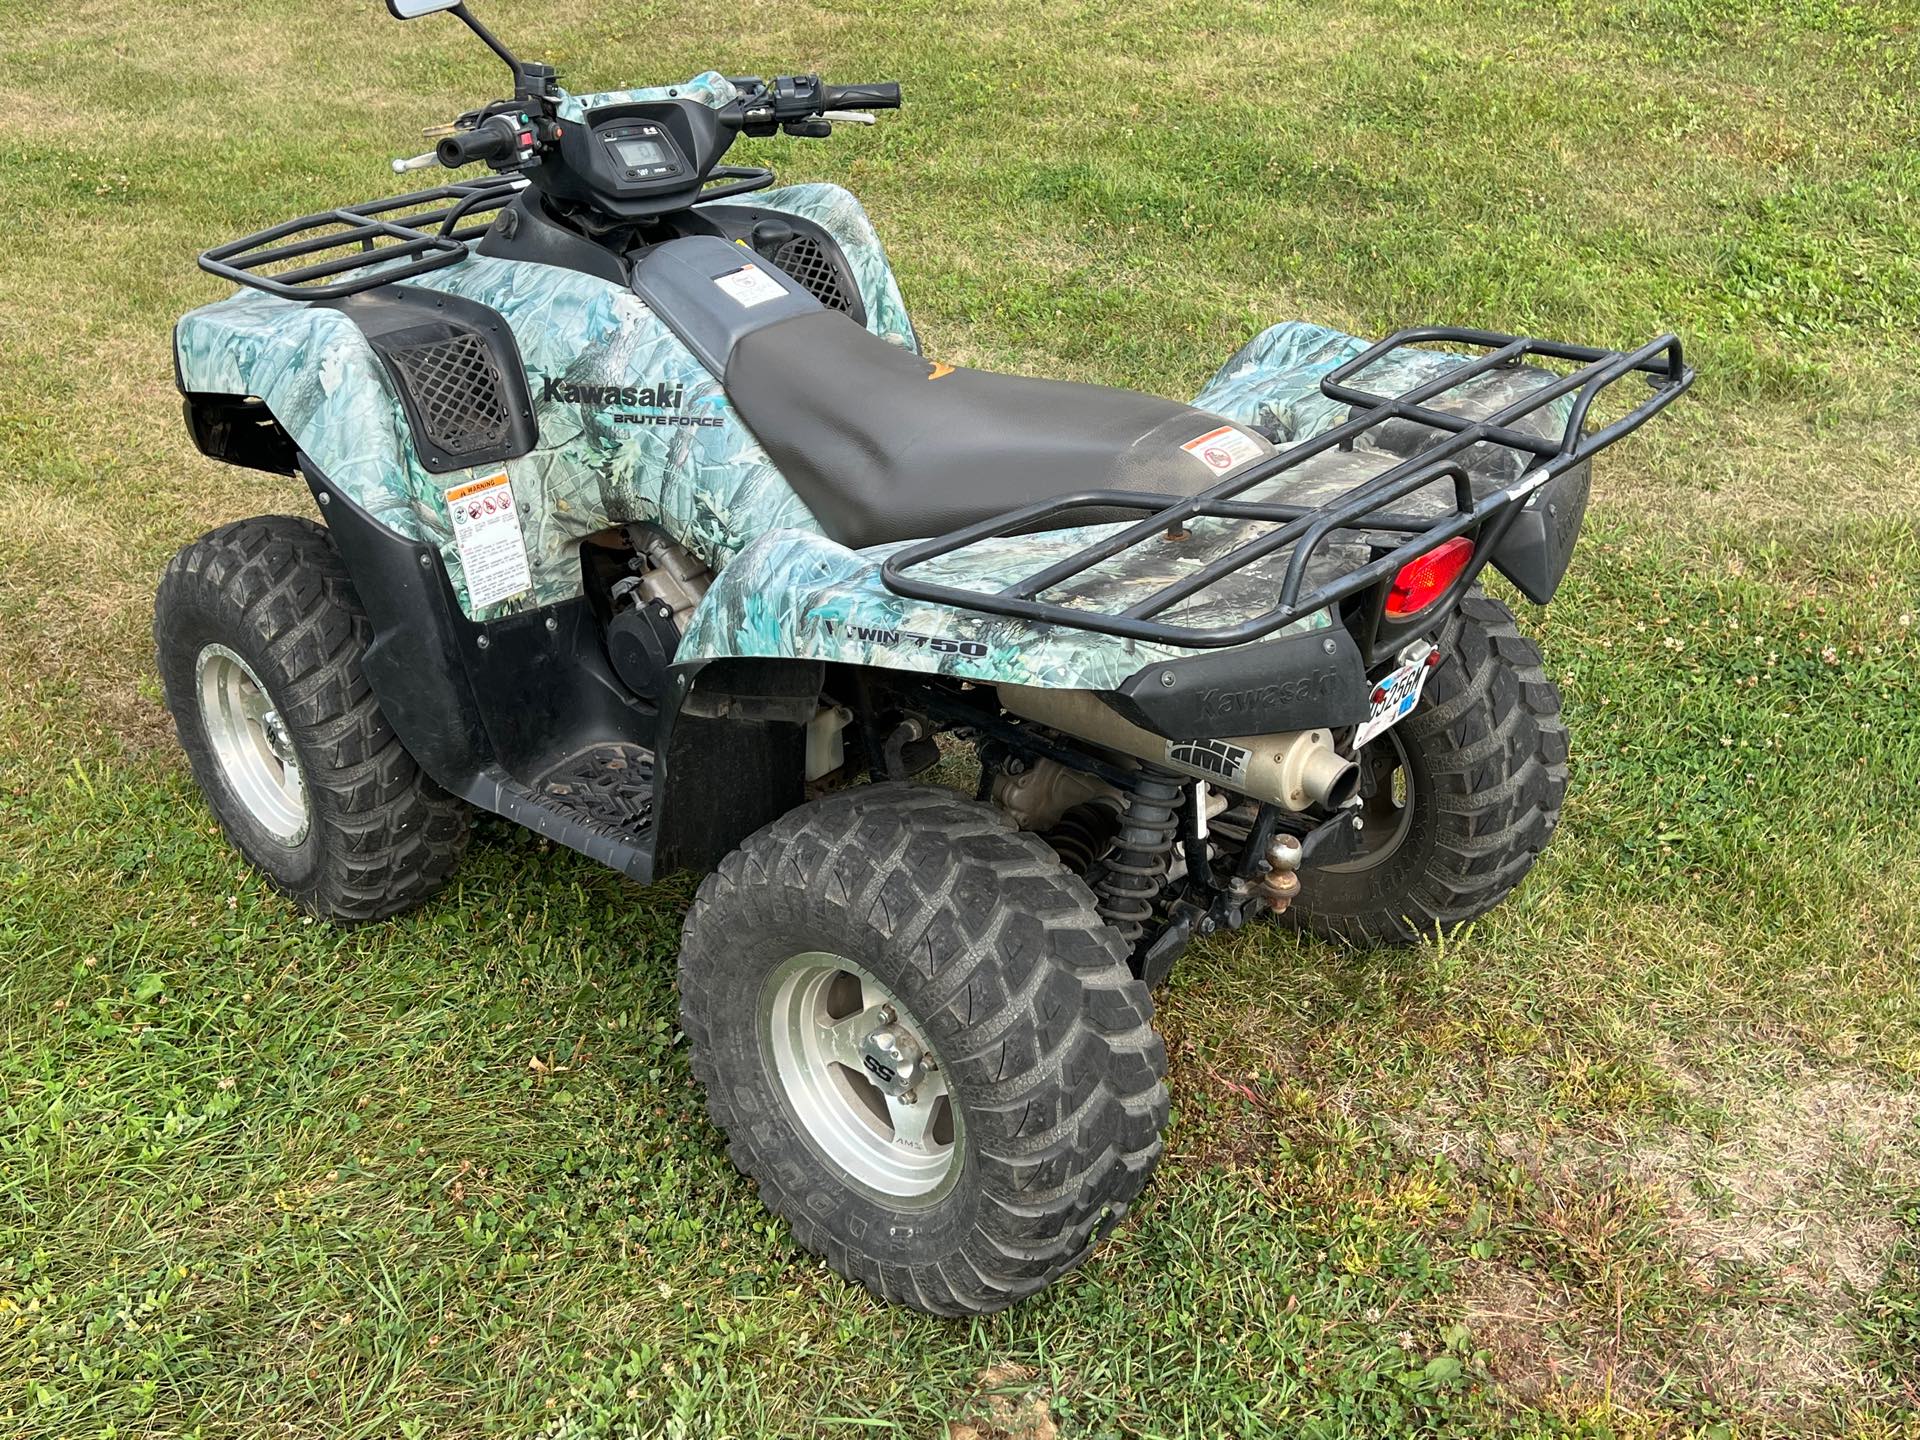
1450, 1071, 1920, 1417
945, 1363, 1059, 1440
1641, 1075, 1918, 1292
1455, 1262, 1606, 1403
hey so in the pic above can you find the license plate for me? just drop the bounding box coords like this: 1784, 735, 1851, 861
1353, 641, 1437, 749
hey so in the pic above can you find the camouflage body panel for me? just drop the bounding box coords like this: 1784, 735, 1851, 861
751, 182, 917, 352
175, 293, 427, 540
177, 255, 808, 617
1196, 320, 1575, 490
676, 526, 1337, 692
678, 320, 1574, 686
1190, 321, 1372, 442
175, 166, 911, 618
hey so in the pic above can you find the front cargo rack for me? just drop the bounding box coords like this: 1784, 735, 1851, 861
881, 327, 1692, 649
199, 175, 527, 301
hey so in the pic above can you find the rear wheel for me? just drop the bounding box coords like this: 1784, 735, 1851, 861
1290, 590, 1569, 946
155, 515, 469, 922
679, 783, 1169, 1315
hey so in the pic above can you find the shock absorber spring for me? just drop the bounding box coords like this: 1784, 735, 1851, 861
1094, 772, 1183, 946
1046, 798, 1122, 877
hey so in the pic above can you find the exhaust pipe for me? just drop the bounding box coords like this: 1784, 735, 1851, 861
1284, 734, 1362, 810
996, 685, 1359, 812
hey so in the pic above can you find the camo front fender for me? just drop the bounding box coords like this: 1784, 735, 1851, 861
175, 292, 430, 540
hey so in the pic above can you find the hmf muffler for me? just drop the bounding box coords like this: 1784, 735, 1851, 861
995, 685, 1360, 812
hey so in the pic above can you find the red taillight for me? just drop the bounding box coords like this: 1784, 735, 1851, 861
1385, 536, 1475, 619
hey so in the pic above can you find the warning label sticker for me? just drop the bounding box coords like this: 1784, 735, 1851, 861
443, 470, 532, 610
1180, 424, 1264, 476
713, 263, 788, 309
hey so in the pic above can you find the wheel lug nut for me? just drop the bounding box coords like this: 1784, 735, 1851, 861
876, 1005, 895, 1025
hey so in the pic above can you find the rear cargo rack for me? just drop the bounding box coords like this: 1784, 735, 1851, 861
881, 327, 1693, 649
199, 176, 526, 301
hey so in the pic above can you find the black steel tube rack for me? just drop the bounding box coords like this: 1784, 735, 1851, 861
880, 326, 1693, 648
199, 176, 527, 301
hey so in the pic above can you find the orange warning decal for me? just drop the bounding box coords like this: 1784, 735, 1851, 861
444, 470, 512, 504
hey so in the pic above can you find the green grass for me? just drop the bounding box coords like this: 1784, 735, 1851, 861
3, 0, 1918, 1434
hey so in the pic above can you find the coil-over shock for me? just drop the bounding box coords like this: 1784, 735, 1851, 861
1047, 799, 1121, 877
1091, 771, 1184, 949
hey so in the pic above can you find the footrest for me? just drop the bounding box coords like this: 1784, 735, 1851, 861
457, 744, 658, 884
534, 743, 656, 842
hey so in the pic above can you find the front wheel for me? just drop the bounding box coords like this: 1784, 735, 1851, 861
155, 516, 470, 923
679, 783, 1169, 1315
1290, 590, 1570, 946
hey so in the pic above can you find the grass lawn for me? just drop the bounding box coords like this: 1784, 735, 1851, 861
3, 0, 1918, 1434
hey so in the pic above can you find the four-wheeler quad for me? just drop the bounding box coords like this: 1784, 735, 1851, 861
157, 0, 1693, 1314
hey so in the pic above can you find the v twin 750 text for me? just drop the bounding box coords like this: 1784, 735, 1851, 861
157, 0, 1693, 1313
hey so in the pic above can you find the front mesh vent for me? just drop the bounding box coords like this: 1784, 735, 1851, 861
770, 235, 856, 313
387, 332, 512, 458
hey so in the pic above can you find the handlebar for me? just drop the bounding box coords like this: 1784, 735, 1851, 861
426, 74, 896, 182
436, 113, 521, 168
724, 75, 901, 136
820, 82, 901, 111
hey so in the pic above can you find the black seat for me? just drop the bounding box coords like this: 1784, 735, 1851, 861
725, 312, 1270, 549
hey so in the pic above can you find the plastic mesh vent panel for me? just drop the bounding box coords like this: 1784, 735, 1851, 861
388, 332, 512, 458
770, 235, 856, 313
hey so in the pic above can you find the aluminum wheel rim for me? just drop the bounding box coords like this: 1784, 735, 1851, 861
1325, 729, 1413, 873
761, 952, 962, 1205
195, 643, 309, 847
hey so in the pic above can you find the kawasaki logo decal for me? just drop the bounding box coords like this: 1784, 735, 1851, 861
540, 376, 725, 428
542, 377, 684, 407
1196, 669, 1339, 723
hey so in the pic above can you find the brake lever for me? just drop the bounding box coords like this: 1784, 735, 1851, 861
391, 151, 439, 174
821, 110, 876, 126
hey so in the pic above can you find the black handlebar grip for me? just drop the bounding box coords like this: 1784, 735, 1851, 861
821, 82, 902, 110
437, 117, 517, 169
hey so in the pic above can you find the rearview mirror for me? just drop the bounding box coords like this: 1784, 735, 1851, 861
386, 0, 462, 17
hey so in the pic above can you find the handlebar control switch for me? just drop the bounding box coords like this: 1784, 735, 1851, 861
771, 74, 824, 119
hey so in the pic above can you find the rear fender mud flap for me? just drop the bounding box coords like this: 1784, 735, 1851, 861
1488, 461, 1594, 604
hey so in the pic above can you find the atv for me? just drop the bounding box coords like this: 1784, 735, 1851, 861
157, 0, 1692, 1315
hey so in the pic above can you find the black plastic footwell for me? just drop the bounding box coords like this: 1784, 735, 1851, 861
535, 744, 656, 841
459, 743, 657, 882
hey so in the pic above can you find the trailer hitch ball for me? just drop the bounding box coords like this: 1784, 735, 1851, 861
1256, 834, 1304, 915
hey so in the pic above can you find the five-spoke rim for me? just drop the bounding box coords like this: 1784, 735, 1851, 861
195, 643, 309, 846
760, 952, 961, 1205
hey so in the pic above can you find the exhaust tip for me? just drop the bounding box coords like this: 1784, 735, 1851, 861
1319, 759, 1362, 810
